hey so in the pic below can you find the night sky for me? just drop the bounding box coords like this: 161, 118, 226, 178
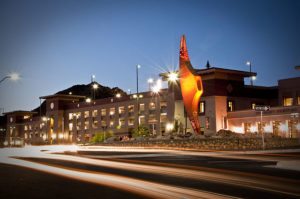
0, 0, 299, 112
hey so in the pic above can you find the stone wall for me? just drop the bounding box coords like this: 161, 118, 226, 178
97, 138, 300, 151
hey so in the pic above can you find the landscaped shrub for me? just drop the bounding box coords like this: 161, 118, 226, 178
91, 130, 114, 143
131, 126, 150, 138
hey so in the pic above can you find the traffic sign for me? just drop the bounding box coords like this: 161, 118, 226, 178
255, 105, 270, 111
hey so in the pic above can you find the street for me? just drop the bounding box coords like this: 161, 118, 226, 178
0, 145, 300, 199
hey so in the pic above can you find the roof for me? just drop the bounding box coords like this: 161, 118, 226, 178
4, 110, 37, 115
195, 67, 256, 77
160, 66, 256, 80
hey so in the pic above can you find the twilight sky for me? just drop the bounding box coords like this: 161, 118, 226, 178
0, 0, 299, 113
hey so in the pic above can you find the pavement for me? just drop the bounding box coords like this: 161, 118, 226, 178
1, 145, 300, 198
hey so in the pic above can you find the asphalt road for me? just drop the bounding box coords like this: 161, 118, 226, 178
0, 145, 300, 199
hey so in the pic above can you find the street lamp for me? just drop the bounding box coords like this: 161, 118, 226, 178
86, 98, 92, 103
116, 93, 121, 98
136, 64, 141, 128
0, 73, 20, 84
246, 61, 254, 86
167, 71, 178, 83
92, 83, 98, 100
151, 79, 162, 136
147, 78, 154, 91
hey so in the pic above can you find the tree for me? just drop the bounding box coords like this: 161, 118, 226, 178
131, 126, 150, 138
91, 130, 114, 143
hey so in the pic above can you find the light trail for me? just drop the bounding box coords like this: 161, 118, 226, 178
1, 145, 300, 198
0, 149, 236, 199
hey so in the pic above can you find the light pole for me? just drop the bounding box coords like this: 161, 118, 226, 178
147, 78, 153, 91
167, 71, 179, 134
92, 83, 98, 101
151, 79, 162, 136
246, 61, 254, 86
0, 73, 20, 84
136, 64, 141, 129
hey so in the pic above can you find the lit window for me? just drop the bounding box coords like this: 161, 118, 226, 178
109, 108, 115, 117
101, 109, 106, 116
69, 113, 73, 120
283, 97, 293, 106
227, 100, 234, 112
140, 104, 145, 111
119, 106, 125, 114
69, 123, 73, 131
298, 96, 300, 105
92, 110, 98, 117
92, 120, 98, 129
251, 103, 256, 110
101, 121, 107, 127
84, 111, 89, 118
128, 119, 134, 126
110, 121, 114, 127
149, 102, 156, 110
199, 101, 205, 114
119, 118, 125, 126
128, 105, 134, 112
23, 115, 30, 119
139, 115, 145, 125
84, 121, 89, 129
24, 125, 28, 131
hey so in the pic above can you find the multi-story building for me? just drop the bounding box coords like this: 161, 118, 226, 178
4, 66, 300, 146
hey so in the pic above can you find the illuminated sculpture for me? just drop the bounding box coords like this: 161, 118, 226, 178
179, 35, 203, 134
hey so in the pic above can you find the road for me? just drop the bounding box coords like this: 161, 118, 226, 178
0, 145, 300, 199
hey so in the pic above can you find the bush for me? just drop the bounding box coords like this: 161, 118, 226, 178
131, 126, 150, 138
217, 129, 240, 138
91, 130, 114, 143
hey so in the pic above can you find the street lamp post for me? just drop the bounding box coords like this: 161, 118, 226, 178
136, 65, 141, 129
151, 79, 162, 136
246, 61, 253, 86
147, 78, 153, 91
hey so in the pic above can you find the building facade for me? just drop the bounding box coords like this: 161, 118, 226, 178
4, 67, 300, 146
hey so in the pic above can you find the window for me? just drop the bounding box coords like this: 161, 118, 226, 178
227, 100, 234, 112
139, 104, 145, 112
139, 115, 145, 125
109, 108, 116, 117
92, 110, 98, 117
101, 121, 107, 127
119, 106, 125, 115
119, 118, 125, 127
149, 102, 156, 110
199, 101, 205, 114
128, 105, 134, 112
101, 109, 106, 116
283, 97, 293, 106
251, 103, 256, 110
160, 101, 167, 114
92, 119, 98, 129
205, 117, 210, 129
109, 121, 114, 127
160, 114, 167, 123
128, 118, 134, 126
84, 111, 89, 118
298, 96, 300, 105
69, 123, 73, 131
84, 121, 89, 130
